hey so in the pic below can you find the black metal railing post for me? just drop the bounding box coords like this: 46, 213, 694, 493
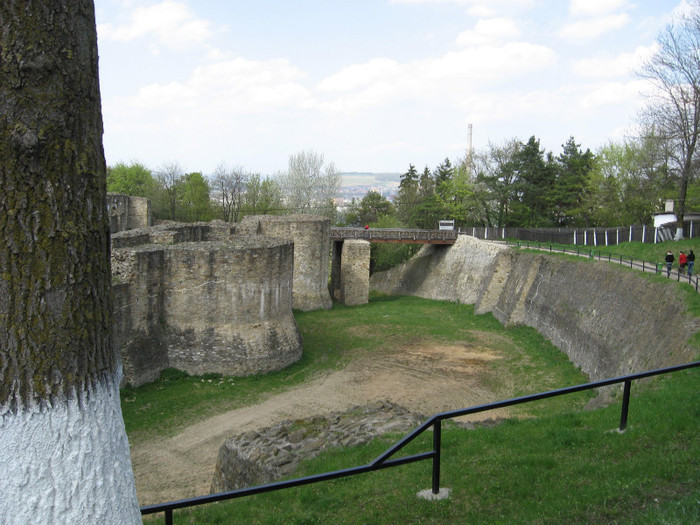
619, 380, 632, 431
432, 420, 442, 494
165, 509, 173, 525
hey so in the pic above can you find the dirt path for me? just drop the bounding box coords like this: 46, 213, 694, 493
132, 343, 513, 506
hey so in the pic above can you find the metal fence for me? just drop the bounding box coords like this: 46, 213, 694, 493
461, 221, 700, 246
508, 240, 700, 291
141, 361, 700, 524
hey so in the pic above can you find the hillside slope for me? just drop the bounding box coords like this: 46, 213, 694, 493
370, 236, 699, 380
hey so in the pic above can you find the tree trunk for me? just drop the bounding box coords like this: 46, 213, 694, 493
0, 1, 141, 522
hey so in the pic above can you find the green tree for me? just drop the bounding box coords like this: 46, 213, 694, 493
473, 139, 521, 226
241, 174, 283, 217
178, 172, 212, 222
434, 157, 454, 190
357, 191, 394, 226
512, 136, 557, 227
107, 161, 156, 198
369, 214, 420, 274
552, 137, 594, 226
396, 164, 420, 226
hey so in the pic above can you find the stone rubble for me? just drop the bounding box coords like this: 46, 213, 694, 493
210, 400, 427, 493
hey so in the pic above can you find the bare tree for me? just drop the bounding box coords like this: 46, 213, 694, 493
0, 1, 140, 522
639, 2, 700, 238
279, 150, 341, 218
155, 160, 184, 220
211, 163, 249, 222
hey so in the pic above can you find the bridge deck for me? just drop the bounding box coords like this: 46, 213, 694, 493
330, 227, 457, 244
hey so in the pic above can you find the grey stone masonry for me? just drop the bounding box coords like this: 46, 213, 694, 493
340, 239, 370, 306
111, 222, 302, 385
210, 401, 426, 493
237, 215, 333, 311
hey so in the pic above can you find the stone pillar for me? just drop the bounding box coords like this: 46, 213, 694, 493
237, 215, 333, 311
340, 239, 370, 306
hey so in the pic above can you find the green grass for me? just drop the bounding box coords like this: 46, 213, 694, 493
511, 238, 700, 268
122, 295, 589, 442
126, 288, 700, 524
148, 370, 699, 524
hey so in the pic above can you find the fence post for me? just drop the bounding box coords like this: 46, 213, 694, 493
432, 420, 442, 494
642, 225, 646, 243
619, 380, 632, 431
629, 226, 633, 243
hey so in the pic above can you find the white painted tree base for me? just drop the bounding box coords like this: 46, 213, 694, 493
0, 371, 142, 525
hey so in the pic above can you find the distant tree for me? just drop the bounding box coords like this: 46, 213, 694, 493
419, 165, 435, 197
438, 160, 477, 227
512, 136, 557, 227
638, 2, 700, 237
0, 1, 140, 522
396, 164, 420, 226
473, 139, 521, 226
242, 173, 283, 217
279, 150, 341, 219
357, 191, 394, 225
552, 137, 595, 226
434, 157, 454, 189
154, 161, 185, 220
369, 214, 420, 274
212, 163, 248, 222
587, 135, 672, 226
178, 172, 212, 222
107, 161, 156, 198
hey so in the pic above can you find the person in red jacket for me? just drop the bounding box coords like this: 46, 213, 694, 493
679, 251, 688, 274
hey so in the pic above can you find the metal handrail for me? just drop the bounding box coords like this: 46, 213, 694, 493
142, 360, 699, 524
510, 240, 700, 291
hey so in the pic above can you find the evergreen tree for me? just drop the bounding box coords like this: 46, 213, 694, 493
552, 137, 594, 226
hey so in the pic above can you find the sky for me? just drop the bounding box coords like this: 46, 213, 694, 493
94, 0, 688, 178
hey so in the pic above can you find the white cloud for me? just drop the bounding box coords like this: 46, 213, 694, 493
317, 42, 556, 113
572, 45, 656, 78
118, 57, 311, 113
456, 18, 521, 47
558, 13, 629, 40
569, 0, 630, 17
98, 0, 212, 51
578, 79, 648, 109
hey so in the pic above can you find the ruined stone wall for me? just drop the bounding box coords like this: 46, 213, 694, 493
111, 222, 301, 386
107, 193, 152, 233
237, 215, 332, 311
163, 239, 301, 376
370, 235, 699, 380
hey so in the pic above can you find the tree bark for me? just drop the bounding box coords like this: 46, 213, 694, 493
0, 1, 141, 522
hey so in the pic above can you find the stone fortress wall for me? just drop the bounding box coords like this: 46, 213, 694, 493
237, 215, 333, 311
113, 221, 307, 386
370, 235, 699, 381
108, 193, 153, 233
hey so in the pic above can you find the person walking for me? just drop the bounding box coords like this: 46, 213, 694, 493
665, 250, 675, 277
679, 251, 688, 274
688, 250, 695, 277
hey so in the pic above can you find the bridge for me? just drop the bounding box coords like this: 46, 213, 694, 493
330, 227, 458, 245
329, 227, 457, 307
